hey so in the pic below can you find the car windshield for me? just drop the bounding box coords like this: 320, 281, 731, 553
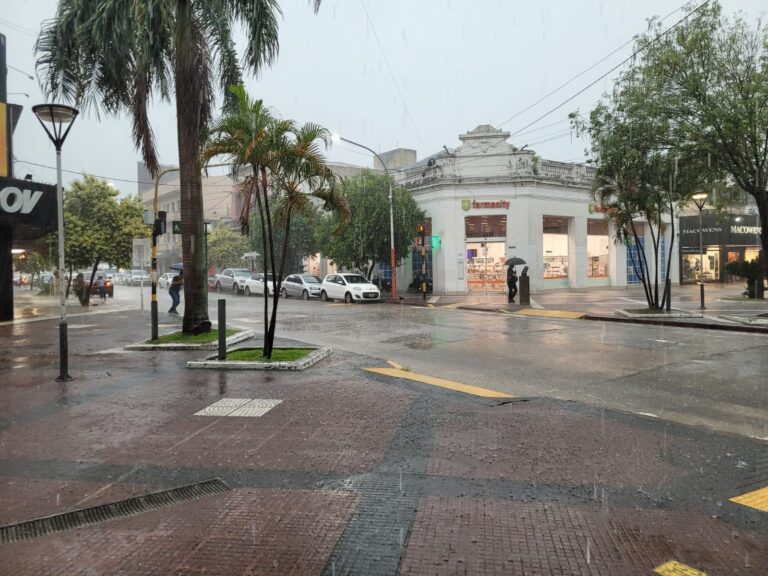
233, 269, 251, 277
343, 275, 369, 284
301, 275, 321, 283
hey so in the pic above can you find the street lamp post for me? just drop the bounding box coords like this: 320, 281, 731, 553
691, 192, 708, 310
332, 134, 397, 302
33, 103, 79, 381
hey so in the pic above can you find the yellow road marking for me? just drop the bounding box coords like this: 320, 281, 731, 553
387, 360, 403, 370
729, 486, 768, 512
440, 303, 464, 309
654, 560, 707, 575
365, 367, 513, 398
427, 303, 435, 308
324, 303, 350, 307
515, 308, 586, 319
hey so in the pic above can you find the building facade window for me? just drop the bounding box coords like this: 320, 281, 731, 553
464, 215, 506, 292
625, 224, 645, 284
543, 216, 568, 280
587, 219, 609, 278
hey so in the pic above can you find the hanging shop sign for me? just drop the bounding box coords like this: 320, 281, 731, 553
679, 214, 761, 250
0, 177, 57, 239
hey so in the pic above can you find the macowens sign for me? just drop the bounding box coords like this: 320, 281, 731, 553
0, 178, 57, 237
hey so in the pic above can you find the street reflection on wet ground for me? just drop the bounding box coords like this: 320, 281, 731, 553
0, 294, 766, 574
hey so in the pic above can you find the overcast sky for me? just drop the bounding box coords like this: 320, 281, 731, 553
3, 0, 766, 196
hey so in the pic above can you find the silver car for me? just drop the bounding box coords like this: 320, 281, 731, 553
280, 274, 322, 300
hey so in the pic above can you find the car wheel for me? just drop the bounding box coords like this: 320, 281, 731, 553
244, 287, 251, 297
345, 292, 353, 304
302, 290, 309, 300
233, 283, 239, 294
216, 282, 222, 293
320, 291, 328, 302
281, 287, 287, 298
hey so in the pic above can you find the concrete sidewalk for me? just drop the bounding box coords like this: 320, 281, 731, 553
0, 308, 766, 574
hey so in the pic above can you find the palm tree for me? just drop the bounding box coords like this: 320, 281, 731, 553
204, 85, 348, 357
36, 0, 322, 334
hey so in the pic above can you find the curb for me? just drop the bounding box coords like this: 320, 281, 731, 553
616, 309, 702, 319
583, 314, 768, 334
718, 314, 768, 326
186, 347, 332, 370
124, 329, 255, 351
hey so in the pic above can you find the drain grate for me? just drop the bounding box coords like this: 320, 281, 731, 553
0, 478, 230, 544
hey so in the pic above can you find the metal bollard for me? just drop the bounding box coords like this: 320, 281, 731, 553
519, 275, 530, 305
665, 278, 671, 312
218, 299, 226, 360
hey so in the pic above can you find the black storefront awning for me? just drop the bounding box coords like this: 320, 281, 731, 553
0, 177, 57, 240
679, 213, 761, 252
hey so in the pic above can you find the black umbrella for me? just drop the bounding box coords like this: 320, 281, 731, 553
505, 257, 526, 267
170, 262, 183, 271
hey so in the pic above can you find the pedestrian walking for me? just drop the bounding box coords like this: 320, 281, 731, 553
507, 267, 518, 303
168, 270, 183, 315
95, 275, 106, 303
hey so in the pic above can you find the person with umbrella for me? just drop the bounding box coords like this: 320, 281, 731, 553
507, 266, 518, 303
505, 257, 525, 303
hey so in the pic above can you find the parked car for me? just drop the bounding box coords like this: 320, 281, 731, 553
70, 272, 114, 297
213, 268, 252, 293
127, 269, 150, 286
158, 272, 176, 289
243, 273, 276, 296
320, 273, 381, 303
281, 274, 322, 299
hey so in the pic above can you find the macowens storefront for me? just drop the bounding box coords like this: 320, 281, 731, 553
395, 125, 677, 294
679, 213, 762, 284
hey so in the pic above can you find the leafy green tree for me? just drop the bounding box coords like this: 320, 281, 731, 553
628, 1, 768, 280
203, 85, 347, 358
315, 170, 425, 278
207, 223, 250, 270
248, 204, 320, 274
37, 0, 323, 333
59, 176, 150, 304
16, 252, 46, 289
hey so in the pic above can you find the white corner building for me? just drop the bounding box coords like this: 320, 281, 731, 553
393, 125, 678, 294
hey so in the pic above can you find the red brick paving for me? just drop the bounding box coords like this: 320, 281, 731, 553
400, 497, 768, 575
1, 489, 359, 576
0, 477, 152, 526
428, 404, 685, 485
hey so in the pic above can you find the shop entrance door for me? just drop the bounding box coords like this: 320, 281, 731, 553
466, 241, 506, 292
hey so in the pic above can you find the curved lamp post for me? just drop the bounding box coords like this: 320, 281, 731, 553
331, 134, 397, 302
691, 192, 708, 310
33, 103, 79, 381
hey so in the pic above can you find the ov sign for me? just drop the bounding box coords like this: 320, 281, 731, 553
0, 187, 44, 215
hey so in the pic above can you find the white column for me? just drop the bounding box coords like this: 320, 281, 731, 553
569, 216, 588, 288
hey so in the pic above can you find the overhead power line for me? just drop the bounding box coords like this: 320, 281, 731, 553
509, 0, 712, 137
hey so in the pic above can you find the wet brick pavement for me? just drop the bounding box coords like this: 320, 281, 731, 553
0, 308, 767, 574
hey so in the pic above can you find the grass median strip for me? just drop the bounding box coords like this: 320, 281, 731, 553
146, 329, 238, 344
365, 367, 513, 398
225, 348, 313, 362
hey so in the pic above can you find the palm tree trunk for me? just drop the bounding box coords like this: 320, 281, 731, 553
266, 206, 293, 358
175, 0, 211, 334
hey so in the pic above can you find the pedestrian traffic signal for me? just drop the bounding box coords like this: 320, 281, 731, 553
155, 211, 167, 236
431, 235, 441, 250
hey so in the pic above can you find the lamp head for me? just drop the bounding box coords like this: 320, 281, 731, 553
691, 192, 708, 210
32, 103, 79, 150
331, 133, 341, 143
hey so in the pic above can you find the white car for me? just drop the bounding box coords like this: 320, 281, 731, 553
242, 273, 276, 297
158, 272, 176, 289
213, 268, 252, 293
320, 273, 381, 303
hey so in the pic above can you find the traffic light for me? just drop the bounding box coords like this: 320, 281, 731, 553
431, 235, 441, 250
417, 223, 425, 247
155, 211, 167, 236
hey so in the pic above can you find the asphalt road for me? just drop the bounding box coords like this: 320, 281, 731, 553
110, 283, 768, 442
